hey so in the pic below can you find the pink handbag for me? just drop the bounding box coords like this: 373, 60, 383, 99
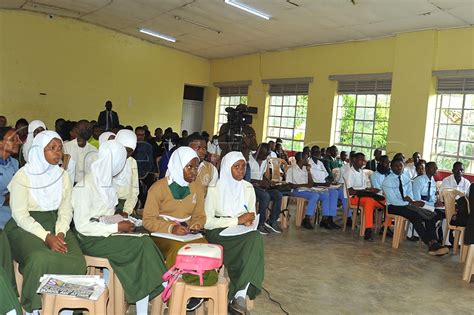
161, 243, 223, 302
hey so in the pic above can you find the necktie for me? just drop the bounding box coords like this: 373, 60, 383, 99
398, 175, 404, 198
427, 180, 431, 201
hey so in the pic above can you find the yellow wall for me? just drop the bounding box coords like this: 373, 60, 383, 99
204, 27, 474, 158
0, 10, 210, 130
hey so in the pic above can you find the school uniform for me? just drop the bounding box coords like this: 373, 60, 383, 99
204, 152, 264, 301
412, 175, 437, 207
143, 147, 218, 285
196, 160, 218, 194
0, 230, 21, 315
5, 131, 86, 312
382, 172, 443, 245
73, 141, 166, 305
248, 155, 282, 227
440, 174, 471, 195
287, 164, 336, 217
0, 156, 18, 229
63, 138, 98, 184
309, 157, 348, 212
344, 166, 379, 229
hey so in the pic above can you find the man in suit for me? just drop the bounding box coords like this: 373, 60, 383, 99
365, 148, 382, 171
98, 100, 120, 131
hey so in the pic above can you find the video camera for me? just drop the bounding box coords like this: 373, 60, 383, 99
223, 104, 258, 151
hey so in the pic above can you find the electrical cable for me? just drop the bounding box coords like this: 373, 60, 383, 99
262, 286, 289, 315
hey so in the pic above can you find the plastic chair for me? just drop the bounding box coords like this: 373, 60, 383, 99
84, 255, 126, 314
343, 178, 365, 234
41, 288, 108, 315
168, 267, 228, 315
442, 189, 467, 261
463, 245, 474, 282
381, 208, 408, 249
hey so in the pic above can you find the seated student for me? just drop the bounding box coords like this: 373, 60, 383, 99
114, 129, 139, 215
382, 159, 449, 256
21, 120, 46, 164
0, 231, 22, 315
6, 131, 86, 313
415, 159, 426, 178
0, 127, 21, 229
343, 152, 381, 241
365, 148, 382, 172
268, 140, 278, 158
309, 147, 345, 229
143, 147, 217, 310
338, 150, 348, 166
413, 162, 443, 209
88, 124, 102, 149
248, 143, 283, 234
72, 140, 166, 314
287, 152, 335, 230
440, 161, 471, 195
405, 152, 421, 179
204, 152, 264, 315
157, 132, 180, 179
134, 126, 157, 178
370, 155, 391, 191
464, 184, 474, 245
274, 142, 289, 163
322, 145, 341, 172
63, 120, 98, 184
186, 133, 218, 194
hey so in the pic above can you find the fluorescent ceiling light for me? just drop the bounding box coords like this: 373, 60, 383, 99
224, 0, 271, 20
139, 29, 176, 42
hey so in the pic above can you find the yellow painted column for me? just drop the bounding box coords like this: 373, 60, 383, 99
386, 30, 437, 157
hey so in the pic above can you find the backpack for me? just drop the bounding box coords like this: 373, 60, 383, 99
161, 243, 223, 302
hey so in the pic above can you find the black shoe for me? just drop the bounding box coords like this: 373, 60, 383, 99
302, 217, 314, 230
346, 217, 353, 227
328, 217, 341, 229
320, 220, 334, 230
228, 297, 248, 315
407, 235, 420, 242
364, 228, 374, 241
187, 298, 204, 311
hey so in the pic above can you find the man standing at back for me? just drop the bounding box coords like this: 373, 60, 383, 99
98, 100, 120, 131
365, 148, 382, 171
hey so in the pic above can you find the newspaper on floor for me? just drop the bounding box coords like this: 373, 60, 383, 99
37, 274, 106, 300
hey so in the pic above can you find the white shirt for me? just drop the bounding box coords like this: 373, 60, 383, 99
63, 139, 98, 183
309, 158, 328, 183
269, 151, 277, 158
440, 174, 471, 195
249, 155, 267, 180
207, 141, 221, 155
286, 164, 309, 185
344, 166, 366, 190
339, 163, 351, 184
405, 163, 417, 179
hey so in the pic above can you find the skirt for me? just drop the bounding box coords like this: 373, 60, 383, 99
205, 229, 264, 299
76, 233, 167, 303
4, 211, 86, 312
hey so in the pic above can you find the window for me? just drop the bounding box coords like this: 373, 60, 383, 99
266, 84, 309, 151
216, 86, 248, 131
431, 77, 474, 172
333, 80, 391, 157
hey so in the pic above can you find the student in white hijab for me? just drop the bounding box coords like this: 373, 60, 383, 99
72, 140, 167, 315
98, 131, 115, 146
204, 151, 264, 314
21, 120, 46, 163
5, 131, 86, 313
114, 129, 139, 215
143, 147, 216, 310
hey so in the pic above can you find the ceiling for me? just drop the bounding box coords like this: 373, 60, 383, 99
1, 0, 473, 59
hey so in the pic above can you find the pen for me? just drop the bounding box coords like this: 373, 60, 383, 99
244, 205, 249, 213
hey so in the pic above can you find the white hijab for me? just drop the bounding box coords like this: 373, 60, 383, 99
114, 130, 137, 187
24, 130, 64, 210
168, 147, 198, 187
217, 151, 246, 216
98, 131, 115, 146
22, 120, 46, 163
91, 140, 126, 209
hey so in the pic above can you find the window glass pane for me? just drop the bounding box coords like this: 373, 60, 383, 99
366, 95, 376, 107
240, 96, 248, 104
269, 117, 281, 127
446, 125, 460, 140
463, 110, 474, 125
449, 94, 464, 109
466, 95, 474, 109
297, 95, 308, 106
221, 97, 230, 106
363, 121, 374, 134
283, 95, 296, 105
282, 106, 296, 117
282, 118, 295, 128
365, 108, 375, 120
270, 96, 283, 106
460, 142, 474, 157
296, 105, 307, 118
269, 106, 282, 116
357, 95, 367, 107
293, 141, 304, 152
461, 125, 474, 141
230, 96, 240, 105
354, 121, 364, 133
293, 129, 305, 141
268, 127, 280, 138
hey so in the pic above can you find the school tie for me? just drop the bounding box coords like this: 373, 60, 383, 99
398, 175, 404, 198
427, 180, 431, 201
